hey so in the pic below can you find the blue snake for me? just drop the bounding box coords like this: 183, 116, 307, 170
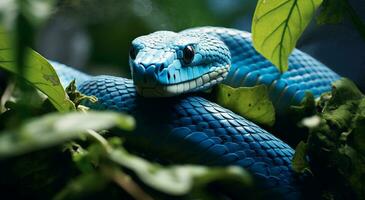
52, 27, 340, 199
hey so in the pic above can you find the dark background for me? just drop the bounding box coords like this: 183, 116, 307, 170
35, 0, 365, 90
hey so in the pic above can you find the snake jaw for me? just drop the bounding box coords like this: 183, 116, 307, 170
134, 64, 230, 97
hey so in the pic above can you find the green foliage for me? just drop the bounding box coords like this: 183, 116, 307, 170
53, 172, 110, 200
0, 62, 255, 199
0, 0, 55, 29
289, 92, 316, 121
108, 142, 253, 197
52, 136, 256, 200
317, 0, 365, 40
65, 80, 98, 110
0, 111, 134, 158
109, 139, 254, 199
291, 141, 310, 173
317, 0, 346, 24
0, 30, 76, 112
252, 0, 322, 72
293, 78, 365, 199
0, 10, 256, 198
0, 1, 364, 199
214, 84, 275, 126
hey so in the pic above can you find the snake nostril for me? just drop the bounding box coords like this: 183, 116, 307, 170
167, 73, 171, 80
158, 64, 165, 73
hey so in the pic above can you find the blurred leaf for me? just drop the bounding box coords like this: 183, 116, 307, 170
0, 148, 77, 199
252, 0, 322, 72
317, 0, 365, 41
0, 0, 16, 29
292, 141, 310, 173
65, 143, 95, 173
301, 115, 321, 129
19, 0, 56, 26
0, 0, 55, 29
317, 0, 346, 24
107, 141, 253, 197
59, 136, 254, 199
0, 28, 76, 112
0, 111, 135, 158
53, 172, 109, 200
214, 84, 275, 126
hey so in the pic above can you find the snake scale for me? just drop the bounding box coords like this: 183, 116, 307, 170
52, 27, 340, 199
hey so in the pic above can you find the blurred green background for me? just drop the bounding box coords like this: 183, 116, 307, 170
7, 0, 365, 89
35, 0, 257, 77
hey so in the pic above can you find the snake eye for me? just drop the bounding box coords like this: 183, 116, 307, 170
129, 46, 138, 60
183, 45, 195, 64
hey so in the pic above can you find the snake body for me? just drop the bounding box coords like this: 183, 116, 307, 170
52, 27, 341, 199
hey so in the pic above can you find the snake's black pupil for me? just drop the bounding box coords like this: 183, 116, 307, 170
183, 45, 195, 64
129, 46, 137, 60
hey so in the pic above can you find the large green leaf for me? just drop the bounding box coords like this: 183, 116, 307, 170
0, 30, 75, 112
252, 0, 322, 72
0, 111, 135, 158
214, 84, 275, 126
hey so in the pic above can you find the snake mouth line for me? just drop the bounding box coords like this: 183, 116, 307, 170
136, 65, 229, 97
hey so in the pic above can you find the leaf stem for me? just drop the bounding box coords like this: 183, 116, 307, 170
86, 129, 110, 152
102, 166, 154, 200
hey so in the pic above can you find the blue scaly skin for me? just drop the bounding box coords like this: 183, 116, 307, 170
50, 27, 342, 199
51, 67, 301, 199
130, 29, 231, 97
130, 27, 340, 109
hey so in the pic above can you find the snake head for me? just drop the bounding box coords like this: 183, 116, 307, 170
129, 30, 231, 97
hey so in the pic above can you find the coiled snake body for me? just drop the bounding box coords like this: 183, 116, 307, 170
52, 27, 340, 199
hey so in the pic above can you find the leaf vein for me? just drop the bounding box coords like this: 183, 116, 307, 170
254, 0, 292, 23
278, 0, 298, 71
295, 3, 303, 31
270, 42, 281, 61
260, 20, 286, 49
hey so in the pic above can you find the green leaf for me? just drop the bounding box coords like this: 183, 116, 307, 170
323, 78, 363, 110
292, 141, 310, 173
352, 99, 365, 155
65, 80, 98, 110
317, 0, 346, 24
0, 111, 135, 158
252, 0, 323, 72
60, 136, 254, 199
0, 29, 76, 112
289, 92, 316, 122
214, 84, 275, 126
53, 172, 109, 200
107, 143, 253, 197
